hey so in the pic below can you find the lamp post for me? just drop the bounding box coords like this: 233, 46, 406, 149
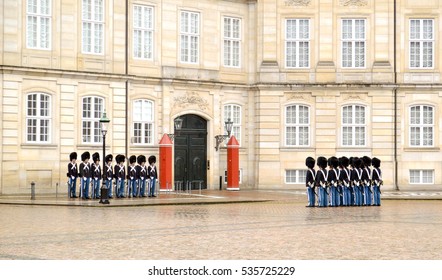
99, 111, 110, 204
215, 118, 234, 151
167, 117, 184, 141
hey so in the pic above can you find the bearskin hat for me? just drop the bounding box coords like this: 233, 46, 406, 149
317, 156, 327, 169
305, 157, 315, 169
328, 156, 339, 168
129, 155, 137, 164
349, 157, 355, 167
116, 154, 125, 164
70, 152, 77, 161
339, 156, 349, 168
353, 157, 362, 168
362, 156, 372, 167
148, 155, 156, 165
81, 151, 90, 161
92, 152, 100, 163
105, 154, 113, 163
137, 155, 146, 165
372, 157, 381, 168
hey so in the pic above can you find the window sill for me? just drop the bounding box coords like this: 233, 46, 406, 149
21, 144, 58, 149
280, 147, 315, 152
403, 147, 440, 152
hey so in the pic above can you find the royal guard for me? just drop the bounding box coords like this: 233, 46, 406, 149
351, 157, 363, 206
328, 157, 340, 207
104, 154, 113, 199
339, 157, 351, 206
315, 156, 328, 207
136, 155, 148, 197
362, 156, 373, 206
371, 157, 382, 206
305, 157, 316, 207
79, 151, 91, 199
127, 155, 138, 198
114, 155, 126, 198
67, 152, 78, 198
148, 155, 158, 197
92, 152, 101, 199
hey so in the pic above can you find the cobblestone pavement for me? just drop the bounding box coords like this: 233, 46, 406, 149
1, 196, 441, 260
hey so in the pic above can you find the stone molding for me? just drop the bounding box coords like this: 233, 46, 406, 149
340, 0, 368, 6
284, 0, 311, 7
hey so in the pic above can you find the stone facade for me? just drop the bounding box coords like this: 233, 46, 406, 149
1, 0, 442, 194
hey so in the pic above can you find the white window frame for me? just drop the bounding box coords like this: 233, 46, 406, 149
410, 169, 434, 184
132, 99, 154, 145
285, 19, 310, 68
82, 96, 104, 144
342, 105, 366, 146
409, 105, 434, 147
223, 104, 242, 146
409, 19, 434, 69
223, 16, 241, 68
285, 170, 307, 184
224, 169, 243, 184
341, 19, 366, 68
26, 92, 51, 143
180, 10, 200, 64
26, 0, 51, 50
82, 0, 104, 55
285, 104, 310, 147
133, 4, 154, 60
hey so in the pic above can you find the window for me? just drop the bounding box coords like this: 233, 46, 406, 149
341, 19, 366, 68
342, 105, 366, 146
285, 19, 310, 68
285, 105, 310, 146
223, 17, 241, 67
132, 100, 154, 145
82, 0, 104, 54
180, 11, 199, 64
224, 104, 241, 145
410, 105, 434, 147
133, 5, 153, 60
26, 0, 51, 49
26, 93, 51, 143
410, 19, 434, 68
410, 170, 434, 184
285, 170, 307, 184
82, 97, 104, 144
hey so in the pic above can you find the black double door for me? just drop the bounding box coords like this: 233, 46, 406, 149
174, 114, 207, 190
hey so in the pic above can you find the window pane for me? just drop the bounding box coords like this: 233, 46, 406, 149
422, 170, 433, 183
342, 127, 352, 146
410, 127, 420, 146
286, 127, 296, 145
409, 170, 420, 183
286, 106, 296, 124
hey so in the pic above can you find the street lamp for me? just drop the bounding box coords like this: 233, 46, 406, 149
167, 117, 184, 141
99, 111, 110, 204
215, 118, 233, 151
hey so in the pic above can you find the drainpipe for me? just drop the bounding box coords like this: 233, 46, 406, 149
125, 0, 129, 159
393, 0, 399, 190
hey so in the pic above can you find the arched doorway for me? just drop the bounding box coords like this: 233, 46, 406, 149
174, 114, 207, 190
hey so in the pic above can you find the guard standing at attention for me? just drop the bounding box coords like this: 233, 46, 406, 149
67, 152, 78, 198
79, 151, 91, 199
148, 155, 158, 197
305, 157, 316, 207
137, 155, 148, 197
92, 152, 101, 199
114, 155, 126, 198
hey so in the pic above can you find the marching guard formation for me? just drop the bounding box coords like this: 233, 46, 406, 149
67, 151, 158, 202
305, 156, 383, 207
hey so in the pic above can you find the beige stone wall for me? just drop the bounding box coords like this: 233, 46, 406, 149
2, 0, 442, 194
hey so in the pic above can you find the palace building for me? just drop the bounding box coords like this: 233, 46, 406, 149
1, 0, 442, 195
